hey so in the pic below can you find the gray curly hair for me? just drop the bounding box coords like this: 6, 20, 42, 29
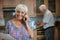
15, 4, 28, 13
39, 4, 47, 11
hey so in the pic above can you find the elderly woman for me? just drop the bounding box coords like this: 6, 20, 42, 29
5, 4, 34, 40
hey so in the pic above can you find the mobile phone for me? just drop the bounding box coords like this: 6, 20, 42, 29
24, 17, 27, 21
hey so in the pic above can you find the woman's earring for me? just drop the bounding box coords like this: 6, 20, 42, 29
13, 12, 16, 18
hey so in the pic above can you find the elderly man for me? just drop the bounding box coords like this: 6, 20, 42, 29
38, 4, 55, 40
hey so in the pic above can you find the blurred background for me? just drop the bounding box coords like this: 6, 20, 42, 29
0, 0, 60, 40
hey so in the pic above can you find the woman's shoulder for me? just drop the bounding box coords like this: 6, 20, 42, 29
7, 20, 12, 23
7, 20, 13, 25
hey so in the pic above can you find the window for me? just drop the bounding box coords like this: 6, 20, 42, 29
36, 0, 44, 13
48, 0, 56, 12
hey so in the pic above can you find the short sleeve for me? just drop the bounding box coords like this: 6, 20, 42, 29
5, 21, 10, 34
28, 20, 36, 30
43, 13, 51, 23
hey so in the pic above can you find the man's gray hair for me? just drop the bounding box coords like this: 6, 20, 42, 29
15, 4, 28, 13
39, 4, 47, 11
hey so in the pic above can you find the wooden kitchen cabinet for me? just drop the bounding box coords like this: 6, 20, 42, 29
0, 1, 3, 19
21, 0, 36, 17
35, 0, 60, 16
2, 0, 36, 17
3, 0, 20, 7
0, 0, 60, 19
55, 21, 60, 40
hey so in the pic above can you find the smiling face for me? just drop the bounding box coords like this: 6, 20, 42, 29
15, 8, 26, 20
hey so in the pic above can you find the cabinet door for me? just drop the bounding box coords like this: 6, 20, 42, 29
0, 1, 3, 19
3, 0, 20, 7
21, 0, 36, 17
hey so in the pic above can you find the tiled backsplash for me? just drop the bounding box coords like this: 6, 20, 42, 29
0, 18, 5, 26
30, 16, 60, 28
0, 16, 60, 33
0, 16, 60, 26
55, 16, 60, 21
30, 16, 60, 22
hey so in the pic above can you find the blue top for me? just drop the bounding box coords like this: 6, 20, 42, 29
5, 20, 32, 40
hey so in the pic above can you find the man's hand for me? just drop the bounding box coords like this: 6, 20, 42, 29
36, 26, 40, 29
36, 22, 46, 29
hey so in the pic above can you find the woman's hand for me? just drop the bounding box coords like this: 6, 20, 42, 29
24, 14, 34, 39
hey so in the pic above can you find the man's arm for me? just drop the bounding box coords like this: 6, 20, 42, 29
36, 21, 46, 28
